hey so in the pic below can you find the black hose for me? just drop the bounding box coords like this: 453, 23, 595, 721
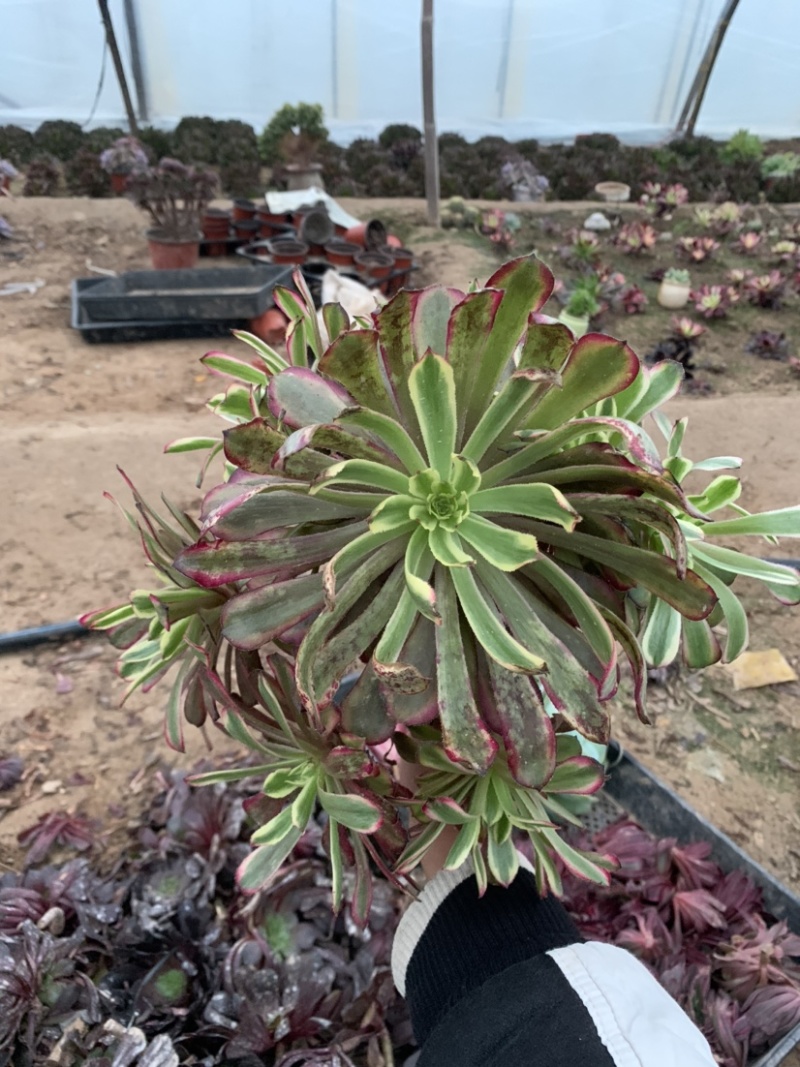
764, 559, 800, 570
0, 620, 90, 654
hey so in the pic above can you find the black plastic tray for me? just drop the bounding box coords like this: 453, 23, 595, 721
604, 744, 800, 1067
78, 264, 292, 322
71, 278, 250, 344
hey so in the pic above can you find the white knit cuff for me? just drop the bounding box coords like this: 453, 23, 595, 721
391, 851, 536, 996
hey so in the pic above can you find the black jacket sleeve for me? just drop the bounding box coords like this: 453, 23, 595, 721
391, 858, 716, 1067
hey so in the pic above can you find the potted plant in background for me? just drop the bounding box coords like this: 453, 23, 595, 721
658, 267, 692, 309
85, 255, 800, 905
99, 135, 148, 194
126, 157, 218, 270
559, 276, 601, 336
278, 130, 325, 191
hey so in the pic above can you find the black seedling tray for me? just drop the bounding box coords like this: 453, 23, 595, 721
602, 744, 800, 1067
71, 278, 249, 344
78, 264, 292, 322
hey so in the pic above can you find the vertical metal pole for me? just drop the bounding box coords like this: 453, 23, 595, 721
97, 0, 139, 134
123, 0, 149, 123
676, 0, 742, 137
421, 0, 440, 227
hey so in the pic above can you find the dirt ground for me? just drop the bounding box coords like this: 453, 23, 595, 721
1, 197, 798, 913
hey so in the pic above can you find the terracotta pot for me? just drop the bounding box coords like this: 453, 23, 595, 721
267, 237, 309, 265
233, 219, 260, 241
202, 209, 232, 240
258, 218, 295, 239
324, 240, 360, 268
205, 241, 229, 257
232, 198, 257, 221
250, 307, 288, 345
386, 233, 403, 249
110, 172, 127, 195
355, 250, 394, 280
389, 246, 413, 271
345, 219, 387, 250
257, 208, 292, 226
657, 279, 691, 309
146, 229, 201, 270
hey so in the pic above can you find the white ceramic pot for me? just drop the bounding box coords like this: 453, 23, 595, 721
594, 181, 631, 203
558, 310, 590, 337
657, 280, 691, 309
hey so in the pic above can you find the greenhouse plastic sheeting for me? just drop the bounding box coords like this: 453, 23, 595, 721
1, 0, 798, 143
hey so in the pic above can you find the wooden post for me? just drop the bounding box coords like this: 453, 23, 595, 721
97, 0, 139, 135
675, 0, 742, 137
421, 0, 440, 227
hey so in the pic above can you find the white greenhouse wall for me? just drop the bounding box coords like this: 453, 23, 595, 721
0, 0, 797, 143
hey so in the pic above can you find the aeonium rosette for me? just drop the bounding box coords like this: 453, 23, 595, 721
85, 257, 800, 915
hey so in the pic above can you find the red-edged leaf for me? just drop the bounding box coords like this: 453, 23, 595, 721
447, 288, 504, 443
545, 755, 605, 795
221, 572, 325, 650
378, 616, 438, 726
516, 319, 573, 373
272, 422, 391, 471
477, 563, 610, 743
208, 489, 367, 540
435, 566, 497, 772
462, 257, 554, 435
175, 522, 366, 587
526, 334, 640, 430
525, 523, 716, 621
485, 657, 556, 788
267, 366, 354, 428
317, 329, 398, 418
599, 607, 650, 724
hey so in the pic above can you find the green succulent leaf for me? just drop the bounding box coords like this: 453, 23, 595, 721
403, 526, 439, 621
458, 515, 539, 571
470, 484, 578, 530
641, 597, 683, 668
487, 827, 520, 885
702, 506, 800, 537
318, 790, 382, 833
337, 407, 427, 474
408, 353, 457, 480
682, 619, 722, 669
201, 350, 270, 387
238, 828, 303, 892
451, 566, 546, 673
317, 458, 409, 496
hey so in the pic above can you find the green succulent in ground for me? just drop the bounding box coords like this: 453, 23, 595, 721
86, 258, 800, 911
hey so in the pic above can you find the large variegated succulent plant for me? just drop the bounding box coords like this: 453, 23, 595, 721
85, 257, 800, 915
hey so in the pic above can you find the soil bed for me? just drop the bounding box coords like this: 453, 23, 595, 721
1, 195, 798, 896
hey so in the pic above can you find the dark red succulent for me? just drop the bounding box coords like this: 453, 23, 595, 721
17, 811, 96, 866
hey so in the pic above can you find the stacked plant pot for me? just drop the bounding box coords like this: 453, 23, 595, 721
235, 208, 417, 301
